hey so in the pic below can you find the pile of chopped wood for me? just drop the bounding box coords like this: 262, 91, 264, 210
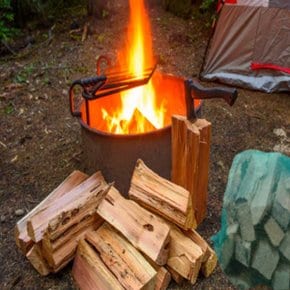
15, 160, 217, 289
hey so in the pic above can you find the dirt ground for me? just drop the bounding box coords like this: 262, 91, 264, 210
1, 1, 289, 289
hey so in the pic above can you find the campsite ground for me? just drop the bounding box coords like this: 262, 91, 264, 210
0, 1, 289, 289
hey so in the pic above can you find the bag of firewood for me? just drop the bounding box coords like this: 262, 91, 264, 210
212, 150, 290, 290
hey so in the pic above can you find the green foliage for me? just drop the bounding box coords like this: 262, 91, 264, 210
4, 103, 14, 114
0, 0, 18, 41
14, 63, 35, 83
200, 0, 217, 11
21, 0, 86, 22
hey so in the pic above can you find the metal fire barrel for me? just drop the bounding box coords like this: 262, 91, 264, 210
81, 125, 172, 194
73, 73, 202, 194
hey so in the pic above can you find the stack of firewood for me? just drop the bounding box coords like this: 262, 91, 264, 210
215, 150, 290, 290
15, 160, 217, 289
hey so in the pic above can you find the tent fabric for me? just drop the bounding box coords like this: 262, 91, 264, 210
201, 4, 290, 92
218, 0, 290, 8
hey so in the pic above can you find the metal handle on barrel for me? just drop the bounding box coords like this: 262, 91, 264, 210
69, 76, 107, 126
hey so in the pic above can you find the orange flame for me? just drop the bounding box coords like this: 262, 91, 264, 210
101, 0, 166, 134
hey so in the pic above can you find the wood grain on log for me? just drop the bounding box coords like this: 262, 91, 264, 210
86, 223, 157, 290
27, 171, 105, 243
97, 186, 171, 265
15, 170, 88, 254
129, 159, 195, 230
72, 239, 125, 290
26, 244, 51, 276
184, 229, 217, 277
41, 179, 110, 272
167, 225, 203, 284
171, 115, 211, 225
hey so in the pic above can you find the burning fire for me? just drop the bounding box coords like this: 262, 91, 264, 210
101, 0, 166, 134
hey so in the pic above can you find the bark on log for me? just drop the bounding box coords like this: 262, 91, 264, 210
86, 223, 157, 290
171, 116, 211, 225
97, 186, 171, 265
15, 170, 88, 254
72, 239, 125, 290
129, 159, 195, 230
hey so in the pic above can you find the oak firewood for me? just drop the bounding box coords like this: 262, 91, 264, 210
171, 116, 211, 225
97, 186, 170, 265
86, 223, 157, 290
72, 239, 125, 290
26, 244, 51, 276
129, 159, 195, 230
183, 229, 217, 277
41, 180, 110, 272
15, 170, 88, 254
167, 225, 203, 284
27, 171, 106, 244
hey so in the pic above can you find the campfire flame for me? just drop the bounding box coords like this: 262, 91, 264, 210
101, 0, 166, 134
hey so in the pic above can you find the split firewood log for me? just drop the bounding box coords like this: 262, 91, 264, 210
72, 239, 125, 290
26, 244, 51, 276
154, 267, 172, 290
40, 177, 111, 272
27, 171, 106, 244
86, 223, 157, 290
129, 159, 196, 230
97, 186, 171, 265
166, 267, 184, 285
183, 229, 217, 278
171, 116, 211, 225
166, 225, 204, 285
15, 170, 88, 254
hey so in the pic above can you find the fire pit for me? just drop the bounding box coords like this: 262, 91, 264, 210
69, 0, 236, 194
70, 70, 202, 193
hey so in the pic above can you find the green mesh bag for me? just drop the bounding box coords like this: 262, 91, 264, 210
212, 150, 290, 290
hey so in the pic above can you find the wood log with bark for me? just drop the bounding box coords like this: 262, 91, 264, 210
129, 159, 196, 230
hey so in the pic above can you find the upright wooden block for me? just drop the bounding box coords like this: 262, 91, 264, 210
171, 116, 211, 225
